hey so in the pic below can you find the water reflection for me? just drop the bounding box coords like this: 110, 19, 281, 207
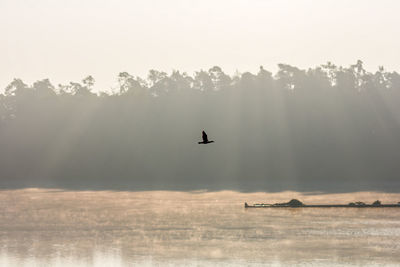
0, 189, 400, 266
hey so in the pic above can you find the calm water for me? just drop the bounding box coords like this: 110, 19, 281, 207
1, 189, 400, 266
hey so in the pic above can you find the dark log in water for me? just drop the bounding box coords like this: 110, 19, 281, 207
244, 199, 400, 208
245, 204, 400, 208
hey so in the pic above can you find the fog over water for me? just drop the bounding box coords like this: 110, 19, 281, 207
2, 1, 400, 265
1, 189, 400, 266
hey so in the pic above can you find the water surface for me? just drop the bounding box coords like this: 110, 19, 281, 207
1, 189, 400, 266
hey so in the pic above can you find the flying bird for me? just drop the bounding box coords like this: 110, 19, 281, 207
198, 130, 214, 144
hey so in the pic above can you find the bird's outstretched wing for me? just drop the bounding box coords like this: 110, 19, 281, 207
202, 131, 208, 143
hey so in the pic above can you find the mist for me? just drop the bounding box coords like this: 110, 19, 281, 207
1, 61, 400, 192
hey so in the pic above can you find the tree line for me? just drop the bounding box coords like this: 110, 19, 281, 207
1, 61, 400, 192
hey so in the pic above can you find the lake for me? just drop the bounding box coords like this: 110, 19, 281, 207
1, 189, 400, 266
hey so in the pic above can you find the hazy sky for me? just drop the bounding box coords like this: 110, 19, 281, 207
1, 0, 399, 92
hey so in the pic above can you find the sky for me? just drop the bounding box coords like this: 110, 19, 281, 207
1, 0, 399, 92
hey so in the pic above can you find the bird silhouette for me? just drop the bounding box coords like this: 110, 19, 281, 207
198, 130, 214, 144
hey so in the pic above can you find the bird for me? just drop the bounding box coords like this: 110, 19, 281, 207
198, 130, 214, 144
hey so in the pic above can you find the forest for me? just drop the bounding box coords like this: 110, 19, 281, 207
1, 60, 400, 192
